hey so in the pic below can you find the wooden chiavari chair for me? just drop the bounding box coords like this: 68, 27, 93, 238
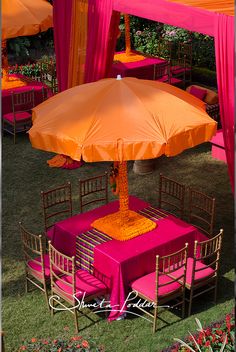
158, 174, 186, 219
2, 88, 35, 143
78, 173, 108, 213
19, 222, 50, 310
153, 62, 170, 82
41, 182, 72, 239
184, 230, 223, 316
171, 42, 192, 88
130, 244, 188, 332
49, 242, 108, 333
188, 188, 215, 237
41, 86, 52, 101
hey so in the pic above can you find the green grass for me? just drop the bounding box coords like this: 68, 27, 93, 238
2, 134, 234, 351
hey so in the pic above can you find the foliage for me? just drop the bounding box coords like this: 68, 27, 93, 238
9, 63, 41, 78
162, 313, 235, 352
19, 336, 104, 352
117, 16, 216, 71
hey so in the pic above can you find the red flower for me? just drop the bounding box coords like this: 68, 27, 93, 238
216, 329, 223, 335
31, 338, 37, 343
57, 348, 62, 352
76, 344, 81, 348
205, 340, 211, 347
205, 328, 211, 336
71, 336, 82, 341
20, 346, 27, 351
82, 340, 89, 348
53, 340, 58, 344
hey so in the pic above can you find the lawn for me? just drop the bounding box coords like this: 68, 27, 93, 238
2, 133, 234, 351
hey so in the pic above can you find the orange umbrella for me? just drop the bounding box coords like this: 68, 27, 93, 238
2, 0, 53, 86
29, 77, 217, 240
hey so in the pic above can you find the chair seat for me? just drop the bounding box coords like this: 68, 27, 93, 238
131, 271, 182, 302
3, 111, 31, 123
172, 257, 215, 287
155, 76, 183, 85
171, 66, 191, 74
54, 269, 107, 299
28, 254, 51, 279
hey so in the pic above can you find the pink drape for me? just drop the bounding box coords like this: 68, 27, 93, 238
84, 0, 120, 83
214, 14, 235, 193
53, 0, 73, 92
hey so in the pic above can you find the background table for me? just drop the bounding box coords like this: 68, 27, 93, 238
2, 74, 52, 115
110, 52, 167, 80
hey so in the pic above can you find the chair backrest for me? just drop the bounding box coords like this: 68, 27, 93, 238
79, 173, 108, 213
188, 188, 215, 237
48, 241, 76, 302
41, 182, 72, 233
155, 243, 188, 302
159, 173, 186, 218
177, 42, 192, 66
154, 62, 170, 81
19, 222, 45, 275
11, 88, 35, 116
41, 86, 51, 101
157, 39, 174, 61
191, 229, 223, 285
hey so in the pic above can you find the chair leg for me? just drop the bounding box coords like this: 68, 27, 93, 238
51, 291, 55, 316
153, 306, 158, 333
188, 289, 193, 317
43, 284, 50, 311
74, 309, 79, 333
25, 276, 29, 293
13, 125, 16, 144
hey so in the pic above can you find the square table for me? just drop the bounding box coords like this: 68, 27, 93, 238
2, 73, 52, 116
51, 196, 207, 321
110, 51, 167, 80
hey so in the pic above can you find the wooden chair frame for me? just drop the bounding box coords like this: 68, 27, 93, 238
49, 242, 107, 333
158, 173, 186, 219
79, 173, 108, 213
186, 229, 223, 316
19, 222, 50, 310
41, 86, 52, 101
153, 62, 170, 82
3, 88, 35, 143
171, 43, 192, 87
188, 188, 215, 237
132, 244, 188, 333
41, 182, 72, 236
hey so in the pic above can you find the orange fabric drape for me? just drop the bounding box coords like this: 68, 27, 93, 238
166, 0, 234, 16
68, 0, 88, 87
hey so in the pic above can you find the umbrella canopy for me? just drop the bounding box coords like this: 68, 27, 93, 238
29, 77, 217, 162
2, 0, 53, 40
29, 77, 217, 241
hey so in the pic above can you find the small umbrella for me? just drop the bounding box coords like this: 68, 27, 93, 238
29, 77, 217, 240
2, 0, 53, 85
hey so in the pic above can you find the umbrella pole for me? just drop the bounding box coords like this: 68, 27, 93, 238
124, 14, 131, 56
118, 161, 129, 222
2, 40, 9, 82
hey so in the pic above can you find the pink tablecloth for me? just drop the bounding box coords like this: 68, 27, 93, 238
94, 214, 207, 320
52, 195, 150, 256
110, 52, 167, 79
2, 74, 52, 115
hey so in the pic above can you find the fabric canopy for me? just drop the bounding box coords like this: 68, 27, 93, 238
2, 0, 53, 40
53, 0, 234, 191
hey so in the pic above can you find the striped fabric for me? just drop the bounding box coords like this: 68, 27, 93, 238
138, 206, 168, 221
76, 206, 168, 273
76, 228, 111, 273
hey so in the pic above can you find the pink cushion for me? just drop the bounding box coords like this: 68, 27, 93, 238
131, 271, 182, 301
171, 65, 191, 74
28, 254, 51, 278
172, 257, 215, 286
3, 111, 31, 123
170, 77, 183, 85
54, 269, 107, 299
189, 86, 207, 101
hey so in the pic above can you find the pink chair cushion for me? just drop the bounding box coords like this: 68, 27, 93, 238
28, 254, 51, 278
131, 271, 182, 301
54, 269, 107, 299
171, 65, 191, 74
3, 111, 31, 123
172, 257, 215, 286
170, 77, 183, 85
189, 86, 207, 101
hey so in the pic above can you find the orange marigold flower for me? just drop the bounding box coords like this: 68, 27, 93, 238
82, 340, 89, 348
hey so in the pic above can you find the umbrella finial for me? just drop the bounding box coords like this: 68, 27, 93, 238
116, 74, 122, 80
